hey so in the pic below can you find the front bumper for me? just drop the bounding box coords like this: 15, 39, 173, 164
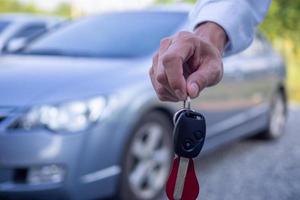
0, 127, 121, 200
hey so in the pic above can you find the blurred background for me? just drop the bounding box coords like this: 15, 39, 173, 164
0, 0, 299, 102
0, 1, 299, 200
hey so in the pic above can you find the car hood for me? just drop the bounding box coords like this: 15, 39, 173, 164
0, 55, 151, 107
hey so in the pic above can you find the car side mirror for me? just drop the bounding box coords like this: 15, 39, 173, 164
5, 37, 27, 53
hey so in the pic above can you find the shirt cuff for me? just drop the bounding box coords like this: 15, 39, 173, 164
191, 0, 254, 56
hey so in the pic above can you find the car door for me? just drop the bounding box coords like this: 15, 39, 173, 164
191, 33, 273, 147
191, 56, 250, 139
233, 32, 277, 115
195, 33, 277, 148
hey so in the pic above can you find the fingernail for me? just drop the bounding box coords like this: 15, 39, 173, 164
190, 82, 199, 97
175, 89, 185, 100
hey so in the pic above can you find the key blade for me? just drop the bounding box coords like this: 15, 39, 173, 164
173, 157, 189, 200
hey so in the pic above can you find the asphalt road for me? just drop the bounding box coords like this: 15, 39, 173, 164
161, 106, 300, 200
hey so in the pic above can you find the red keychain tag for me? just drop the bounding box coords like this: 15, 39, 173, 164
166, 157, 199, 200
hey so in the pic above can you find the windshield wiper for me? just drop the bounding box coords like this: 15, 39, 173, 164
20, 49, 69, 56
18, 48, 101, 58
15, 48, 141, 58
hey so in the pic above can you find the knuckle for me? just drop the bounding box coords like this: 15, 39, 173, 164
152, 53, 159, 64
149, 67, 154, 76
216, 64, 224, 83
169, 81, 181, 90
213, 62, 223, 77
156, 86, 166, 97
182, 36, 197, 44
156, 73, 167, 84
199, 74, 209, 87
207, 64, 223, 86
160, 37, 171, 46
161, 53, 181, 68
176, 31, 191, 38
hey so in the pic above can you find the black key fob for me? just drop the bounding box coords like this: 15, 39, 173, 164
173, 110, 206, 158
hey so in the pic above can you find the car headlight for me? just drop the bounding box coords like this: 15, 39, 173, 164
19, 96, 106, 132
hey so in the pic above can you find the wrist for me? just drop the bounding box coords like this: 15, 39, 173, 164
194, 22, 227, 55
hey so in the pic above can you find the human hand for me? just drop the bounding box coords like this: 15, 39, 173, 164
149, 22, 227, 101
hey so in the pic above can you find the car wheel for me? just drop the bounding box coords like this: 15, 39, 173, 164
261, 91, 287, 139
119, 111, 173, 200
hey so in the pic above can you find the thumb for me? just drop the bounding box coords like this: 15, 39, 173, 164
186, 69, 208, 98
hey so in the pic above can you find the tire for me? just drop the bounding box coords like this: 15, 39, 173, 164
118, 111, 173, 200
260, 91, 287, 139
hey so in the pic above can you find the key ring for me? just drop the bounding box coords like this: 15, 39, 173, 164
183, 96, 191, 110
173, 96, 192, 125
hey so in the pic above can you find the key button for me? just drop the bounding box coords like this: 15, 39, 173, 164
194, 131, 204, 140
183, 139, 193, 151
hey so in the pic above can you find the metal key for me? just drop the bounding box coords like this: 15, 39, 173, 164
173, 157, 189, 199
171, 97, 206, 200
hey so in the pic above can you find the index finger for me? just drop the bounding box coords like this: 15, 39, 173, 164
159, 41, 194, 100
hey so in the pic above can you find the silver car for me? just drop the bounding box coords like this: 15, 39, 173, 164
0, 13, 64, 54
0, 9, 287, 200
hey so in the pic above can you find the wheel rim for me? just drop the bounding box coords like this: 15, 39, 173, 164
128, 122, 172, 199
270, 95, 286, 138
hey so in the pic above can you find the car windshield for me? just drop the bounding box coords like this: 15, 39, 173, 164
22, 12, 187, 58
0, 20, 11, 33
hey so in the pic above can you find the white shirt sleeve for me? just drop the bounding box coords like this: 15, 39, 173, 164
190, 0, 271, 56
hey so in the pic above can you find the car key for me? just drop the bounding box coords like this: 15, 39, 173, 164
166, 97, 206, 200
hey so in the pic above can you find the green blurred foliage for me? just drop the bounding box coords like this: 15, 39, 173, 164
0, 0, 71, 17
155, 0, 177, 3
260, 0, 300, 103
0, 0, 40, 13
260, 0, 300, 50
53, 3, 72, 18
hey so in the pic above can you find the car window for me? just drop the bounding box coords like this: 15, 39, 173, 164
24, 12, 188, 58
0, 20, 11, 34
12, 23, 47, 40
